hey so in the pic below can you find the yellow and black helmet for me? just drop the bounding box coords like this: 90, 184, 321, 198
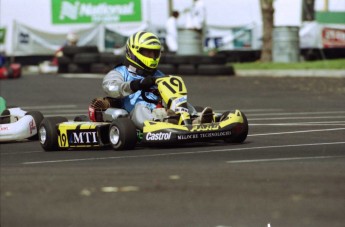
125, 31, 162, 75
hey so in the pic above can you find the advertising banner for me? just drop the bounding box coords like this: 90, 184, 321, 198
322, 27, 345, 48
0, 28, 6, 44
51, 0, 142, 24
205, 26, 254, 50
13, 22, 104, 55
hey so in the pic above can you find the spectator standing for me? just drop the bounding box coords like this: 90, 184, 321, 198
185, 0, 206, 33
39, 32, 79, 73
52, 32, 78, 66
165, 11, 179, 53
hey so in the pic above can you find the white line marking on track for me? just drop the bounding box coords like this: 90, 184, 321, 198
22, 105, 77, 109
217, 109, 284, 113
22, 141, 345, 165
226, 155, 345, 164
41, 109, 87, 113
248, 111, 345, 116
248, 128, 345, 136
250, 121, 345, 126
249, 116, 345, 121
1, 151, 41, 155
60, 74, 103, 79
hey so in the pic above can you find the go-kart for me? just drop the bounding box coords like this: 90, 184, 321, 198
38, 75, 248, 151
0, 63, 22, 79
0, 107, 44, 142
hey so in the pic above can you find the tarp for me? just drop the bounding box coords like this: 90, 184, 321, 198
300, 22, 345, 48
12, 21, 149, 55
11, 20, 345, 56
13, 22, 103, 55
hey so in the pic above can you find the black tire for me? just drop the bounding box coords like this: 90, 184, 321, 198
90, 63, 113, 74
164, 55, 191, 64
0, 109, 11, 124
57, 56, 72, 64
62, 46, 81, 58
58, 64, 68, 73
190, 55, 227, 65
197, 64, 235, 76
39, 117, 68, 151
178, 64, 197, 75
99, 53, 123, 64
224, 111, 249, 143
74, 115, 89, 122
109, 118, 137, 151
26, 111, 44, 140
57, 56, 71, 73
67, 63, 89, 73
62, 46, 99, 58
73, 53, 100, 64
157, 64, 177, 75
80, 46, 99, 53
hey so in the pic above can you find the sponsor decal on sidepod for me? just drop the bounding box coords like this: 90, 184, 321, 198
146, 132, 172, 141
68, 130, 98, 145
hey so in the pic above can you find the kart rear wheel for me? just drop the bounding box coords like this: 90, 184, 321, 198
39, 117, 68, 151
74, 115, 89, 122
223, 111, 249, 143
26, 111, 44, 140
109, 118, 137, 151
0, 109, 10, 124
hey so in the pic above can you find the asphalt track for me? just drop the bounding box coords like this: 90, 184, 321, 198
1, 72, 345, 227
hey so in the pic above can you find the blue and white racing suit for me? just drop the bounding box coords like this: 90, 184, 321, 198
102, 65, 165, 129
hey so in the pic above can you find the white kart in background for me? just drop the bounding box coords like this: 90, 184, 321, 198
0, 107, 44, 142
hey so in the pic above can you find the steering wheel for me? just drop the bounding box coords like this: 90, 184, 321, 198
141, 90, 159, 104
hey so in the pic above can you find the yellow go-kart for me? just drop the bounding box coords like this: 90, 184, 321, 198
38, 75, 248, 151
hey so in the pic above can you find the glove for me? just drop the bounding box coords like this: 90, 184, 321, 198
90, 97, 110, 110
130, 76, 155, 92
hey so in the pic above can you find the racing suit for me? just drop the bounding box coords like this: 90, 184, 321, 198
102, 65, 164, 129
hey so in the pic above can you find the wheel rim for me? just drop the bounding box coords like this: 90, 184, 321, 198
109, 126, 120, 145
39, 127, 47, 144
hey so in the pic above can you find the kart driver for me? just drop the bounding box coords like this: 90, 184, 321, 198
100, 31, 213, 129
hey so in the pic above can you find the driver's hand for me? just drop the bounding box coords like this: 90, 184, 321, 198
130, 76, 155, 92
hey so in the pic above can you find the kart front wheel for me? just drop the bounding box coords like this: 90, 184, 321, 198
109, 118, 137, 151
39, 117, 68, 151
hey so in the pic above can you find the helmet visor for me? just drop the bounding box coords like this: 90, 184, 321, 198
139, 48, 161, 59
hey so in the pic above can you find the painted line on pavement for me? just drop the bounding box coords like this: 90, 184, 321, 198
22, 104, 77, 109
1, 151, 42, 155
248, 128, 345, 136
226, 155, 345, 164
60, 74, 103, 79
248, 110, 345, 116
22, 141, 345, 165
249, 116, 345, 121
250, 122, 345, 126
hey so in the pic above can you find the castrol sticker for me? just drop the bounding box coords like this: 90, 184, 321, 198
145, 132, 172, 141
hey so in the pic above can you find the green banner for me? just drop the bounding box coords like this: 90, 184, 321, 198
0, 28, 6, 44
316, 11, 345, 24
52, 0, 142, 24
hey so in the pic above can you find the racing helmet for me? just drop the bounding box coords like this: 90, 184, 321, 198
125, 31, 162, 76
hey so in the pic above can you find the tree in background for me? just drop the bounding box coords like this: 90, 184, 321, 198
260, 0, 274, 62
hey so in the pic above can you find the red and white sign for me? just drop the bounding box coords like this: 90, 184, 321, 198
322, 28, 345, 48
